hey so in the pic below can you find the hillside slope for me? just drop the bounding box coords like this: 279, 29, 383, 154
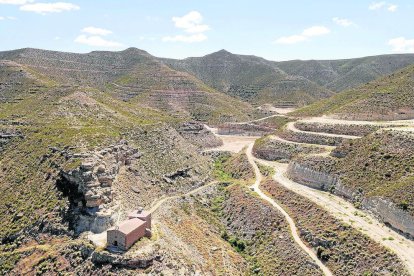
292, 64, 414, 120
277, 54, 414, 92
0, 48, 257, 123
0, 57, 225, 272
163, 50, 414, 108
163, 50, 334, 107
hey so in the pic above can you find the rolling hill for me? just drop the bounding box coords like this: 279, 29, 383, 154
292, 64, 414, 120
163, 50, 414, 108
162, 50, 334, 107
278, 54, 414, 92
1, 47, 414, 274
0, 48, 258, 123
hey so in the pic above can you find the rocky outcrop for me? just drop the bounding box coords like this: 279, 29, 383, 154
176, 121, 222, 149
217, 123, 274, 136
0, 128, 23, 152
59, 140, 141, 234
91, 250, 155, 269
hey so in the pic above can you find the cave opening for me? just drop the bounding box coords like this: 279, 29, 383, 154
55, 172, 86, 233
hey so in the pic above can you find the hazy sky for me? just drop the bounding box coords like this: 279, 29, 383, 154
0, 0, 413, 61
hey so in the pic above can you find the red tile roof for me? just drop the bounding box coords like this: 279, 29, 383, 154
110, 218, 145, 235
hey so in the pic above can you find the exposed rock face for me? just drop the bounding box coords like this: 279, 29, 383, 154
287, 162, 338, 191
217, 123, 274, 136
59, 140, 141, 234
286, 161, 414, 238
176, 121, 222, 149
91, 250, 155, 269
363, 197, 414, 238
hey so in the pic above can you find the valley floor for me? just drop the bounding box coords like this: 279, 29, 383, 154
207, 113, 414, 275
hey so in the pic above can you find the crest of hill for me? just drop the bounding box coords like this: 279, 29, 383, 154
162, 49, 333, 106
277, 53, 414, 92
292, 64, 414, 120
162, 50, 414, 107
0, 48, 257, 123
0, 47, 157, 86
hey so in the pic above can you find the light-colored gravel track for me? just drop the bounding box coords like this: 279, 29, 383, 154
255, 159, 414, 275
246, 144, 333, 276
286, 121, 361, 139
206, 113, 414, 275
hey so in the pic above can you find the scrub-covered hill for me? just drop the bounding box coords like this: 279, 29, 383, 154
0, 48, 258, 123
292, 64, 414, 120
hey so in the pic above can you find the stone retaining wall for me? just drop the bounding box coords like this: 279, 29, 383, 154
278, 129, 345, 146
217, 123, 274, 136
286, 161, 414, 238
287, 162, 338, 191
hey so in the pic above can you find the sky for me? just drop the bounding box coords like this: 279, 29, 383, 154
0, 0, 413, 61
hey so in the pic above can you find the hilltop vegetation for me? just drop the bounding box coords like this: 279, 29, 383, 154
333, 130, 414, 215
1, 46, 414, 274
292, 65, 414, 120
0, 48, 258, 123
164, 50, 414, 107
277, 54, 414, 92
292, 129, 414, 218
163, 50, 333, 107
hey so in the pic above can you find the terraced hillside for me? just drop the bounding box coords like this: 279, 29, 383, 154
277, 54, 414, 92
333, 130, 414, 219
293, 64, 414, 120
163, 50, 414, 107
163, 50, 334, 106
261, 179, 408, 276
0, 48, 257, 123
0, 56, 230, 274
2, 46, 414, 274
284, 126, 414, 238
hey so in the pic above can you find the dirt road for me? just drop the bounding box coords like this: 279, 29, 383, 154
246, 144, 333, 276
89, 181, 219, 248
256, 159, 414, 275
285, 121, 361, 139
149, 181, 218, 213
208, 115, 414, 275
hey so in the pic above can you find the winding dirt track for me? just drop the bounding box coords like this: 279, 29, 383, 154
149, 181, 218, 213
303, 116, 414, 127
285, 121, 361, 139
208, 113, 414, 275
256, 159, 414, 275
246, 144, 333, 276
89, 181, 219, 248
